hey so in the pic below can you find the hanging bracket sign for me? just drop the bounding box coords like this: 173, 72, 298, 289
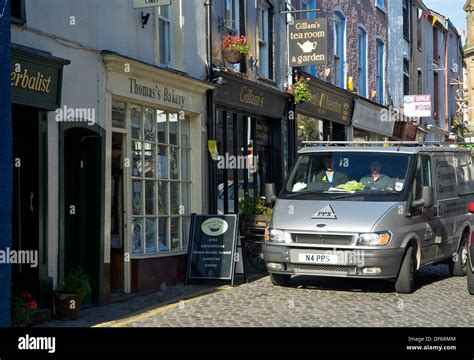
186, 214, 241, 284
132, 0, 171, 9
289, 18, 328, 67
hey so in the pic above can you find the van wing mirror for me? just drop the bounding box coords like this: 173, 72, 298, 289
264, 183, 277, 208
412, 186, 434, 209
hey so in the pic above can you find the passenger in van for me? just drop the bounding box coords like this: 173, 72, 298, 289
360, 160, 395, 190
314, 155, 348, 187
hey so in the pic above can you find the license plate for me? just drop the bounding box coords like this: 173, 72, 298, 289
298, 253, 339, 264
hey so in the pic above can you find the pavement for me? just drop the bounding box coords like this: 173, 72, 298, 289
38, 265, 474, 328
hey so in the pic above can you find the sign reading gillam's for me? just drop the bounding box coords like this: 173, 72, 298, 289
289, 19, 328, 67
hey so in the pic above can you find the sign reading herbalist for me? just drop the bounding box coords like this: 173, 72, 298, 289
11, 47, 69, 110
187, 214, 239, 281
289, 18, 328, 67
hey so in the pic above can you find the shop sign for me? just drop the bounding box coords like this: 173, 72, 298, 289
132, 0, 171, 9
352, 99, 394, 137
129, 77, 186, 109
11, 48, 68, 110
289, 18, 328, 67
404, 95, 432, 117
187, 214, 239, 281
393, 121, 418, 141
214, 74, 288, 118
297, 80, 353, 125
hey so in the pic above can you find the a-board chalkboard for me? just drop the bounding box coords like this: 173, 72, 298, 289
186, 214, 239, 282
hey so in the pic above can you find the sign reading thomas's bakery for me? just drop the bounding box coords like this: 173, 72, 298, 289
289, 18, 328, 67
214, 73, 288, 118
129, 78, 185, 108
11, 47, 69, 110
187, 214, 238, 281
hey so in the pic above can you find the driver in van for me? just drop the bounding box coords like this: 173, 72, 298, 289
314, 155, 348, 187
360, 160, 395, 190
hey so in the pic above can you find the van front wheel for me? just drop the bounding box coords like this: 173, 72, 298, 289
270, 273, 291, 287
448, 236, 468, 277
468, 264, 474, 295
395, 246, 416, 294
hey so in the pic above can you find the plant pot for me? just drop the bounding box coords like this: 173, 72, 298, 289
222, 49, 242, 64
54, 293, 83, 321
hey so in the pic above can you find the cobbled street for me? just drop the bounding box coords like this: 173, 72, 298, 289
88, 265, 474, 328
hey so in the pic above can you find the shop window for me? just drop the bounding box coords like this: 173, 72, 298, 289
158, 5, 171, 67
112, 101, 126, 129
257, 1, 274, 80
333, 11, 346, 89
403, 58, 410, 96
130, 105, 191, 255
357, 26, 367, 97
375, 38, 385, 104
10, 0, 26, 24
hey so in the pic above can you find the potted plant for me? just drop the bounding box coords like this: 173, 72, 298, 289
288, 76, 312, 104
54, 268, 91, 320
222, 35, 251, 64
239, 195, 273, 272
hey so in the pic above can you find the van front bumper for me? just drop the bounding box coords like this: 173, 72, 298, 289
262, 243, 405, 279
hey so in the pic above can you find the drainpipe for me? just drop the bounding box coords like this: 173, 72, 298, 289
204, 0, 217, 214
444, 29, 449, 133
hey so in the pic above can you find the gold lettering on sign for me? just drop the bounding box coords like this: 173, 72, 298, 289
239, 86, 265, 107
10, 69, 52, 94
309, 91, 344, 115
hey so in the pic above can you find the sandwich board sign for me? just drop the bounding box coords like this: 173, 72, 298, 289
186, 214, 245, 286
133, 0, 171, 9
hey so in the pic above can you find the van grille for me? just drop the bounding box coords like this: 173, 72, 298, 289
292, 234, 354, 246
292, 264, 356, 274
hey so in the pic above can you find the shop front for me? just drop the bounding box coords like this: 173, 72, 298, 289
209, 72, 290, 215
295, 74, 354, 151
351, 98, 394, 141
102, 54, 213, 297
11, 44, 69, 310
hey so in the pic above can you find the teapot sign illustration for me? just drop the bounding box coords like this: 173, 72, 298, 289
297, 41, 318, 53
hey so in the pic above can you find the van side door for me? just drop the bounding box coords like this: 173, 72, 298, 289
432, 153, 458, 262
412, 154, 437, 264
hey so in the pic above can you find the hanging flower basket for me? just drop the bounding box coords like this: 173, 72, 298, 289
222, 35, 251, 64
288, 77, 312, 104
222, 49, 242, 64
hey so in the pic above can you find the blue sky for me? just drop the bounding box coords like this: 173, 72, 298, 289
424, 0, 467, 40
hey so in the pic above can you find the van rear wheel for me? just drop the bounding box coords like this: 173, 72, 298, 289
395, 246, 416, 294
270, 273, 291, 287
448, 236, 468, 277
468, 264, 474, 295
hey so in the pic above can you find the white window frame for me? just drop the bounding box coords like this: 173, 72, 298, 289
257, 0, 271, 79
333, 9, 346, 89
225, 0, 241, 72
158, 5, 171, 67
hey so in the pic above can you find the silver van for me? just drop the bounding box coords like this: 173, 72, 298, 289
263, 145, 474, 294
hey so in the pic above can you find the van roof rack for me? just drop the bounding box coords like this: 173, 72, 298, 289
301, 141, 474, 149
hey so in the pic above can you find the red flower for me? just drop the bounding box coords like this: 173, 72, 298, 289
20, 292, 32, 299
26, 300, 38, 310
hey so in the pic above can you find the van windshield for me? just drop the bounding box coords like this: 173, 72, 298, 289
283, 152, 413, 201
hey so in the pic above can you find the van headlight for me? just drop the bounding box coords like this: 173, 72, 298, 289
357, 232, 391, 246
265, 228, 286, 243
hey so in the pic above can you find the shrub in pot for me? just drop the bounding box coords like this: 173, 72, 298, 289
54, 268, 91, 320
